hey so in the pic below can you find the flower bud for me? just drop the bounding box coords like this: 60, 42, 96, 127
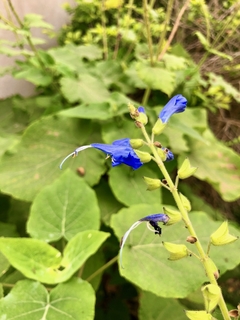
152, 118, 167, 135
134, 150, 152, 163
128, 102, 137, 116
201, 284, 221, 312
185, 310, 212, 320
135, 112, 148, 125
162, 242, 189, 260
179, 193, 191, 211
178, 158, 198, 179
207, 258, 220, 280
186, 236, 197, 244
210, 221, 238, 246
163, 207, 182, 225
143, 176, 161, 190
229, 308, 239, 318
157, 147, 166, 161
129, 139, 144, 149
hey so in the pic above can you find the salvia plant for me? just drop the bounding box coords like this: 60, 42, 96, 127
60, 94, 238, 320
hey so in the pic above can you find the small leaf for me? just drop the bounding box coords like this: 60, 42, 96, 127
13, 66, 52, 86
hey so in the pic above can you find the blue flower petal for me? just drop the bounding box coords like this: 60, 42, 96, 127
138, 106, 145, 113
92, 138, 143, 170
159, 94, 187, 123
139, 213, 169, 224
165, 148, 174, 162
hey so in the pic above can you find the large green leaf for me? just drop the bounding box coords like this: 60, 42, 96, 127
60, 75, 110, 104
0, 230, 109, 284
139, 291, 187, 320
179, 129, 240, 201
0, 116, 105, 201
136, 62, 176, 96
94, 179, 123, 225
110, 204, 240, 298
0, 278, 95, 320
27, 170, 100, 242
59, 92, 133, 120
109, 166, 162, 206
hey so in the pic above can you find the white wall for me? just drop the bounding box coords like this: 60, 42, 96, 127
0, 0, 75, 98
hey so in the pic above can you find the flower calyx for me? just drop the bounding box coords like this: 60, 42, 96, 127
178, 158, 198, 179
163, 206, 182, 225
185, 310, 213, 320
143, 176, 161, 191
179, 193, 191, 211
162, 242, 189, 260
210, 221, 238, 246
201, 284, 221, 313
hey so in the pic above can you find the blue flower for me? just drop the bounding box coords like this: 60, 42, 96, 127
60, 138, 143, 170
159, 94, 187, 123
163, 148, 174, 161
138, 106, 145, 113
120, 213, 169, 268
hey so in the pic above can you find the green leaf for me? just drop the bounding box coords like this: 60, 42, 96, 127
139, 291, 186, 320
162, 53, 188, 71
208, 73, 240, 103
27, 169, 100, 242
59, 102, 112, 120
94, 178, 122, 225
60, 75, 110, 103
0, 253, 10, 278
0, 116, 105, 201
23, 14, 53, 29
109, 166, 162, 206
195, 31, 210, 49
59, 92, 131, 120
179, 129, 240, 201
0, 278, 95, 320
136, 62, 176, 96
110, 205, 240, 298
0, 230, 109, 283
101, 119, 142, 143
82, 250, 105, 291
13, 66, 52, 86
154, 107, 208, 152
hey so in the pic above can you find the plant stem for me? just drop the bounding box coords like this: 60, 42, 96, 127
141, 126, 231, 320
86, 255, 118, 282
142, 87, 151, 105
156, 0, 174, 59
101, 0, 108, 60
158, 0, 190, 62
142, 0, 154, 66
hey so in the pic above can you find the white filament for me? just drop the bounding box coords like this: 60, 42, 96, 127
60, 145, 92, 169
119, 221, 142, 269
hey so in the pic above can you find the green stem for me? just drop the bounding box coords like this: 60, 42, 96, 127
156, 0, 174, 59
101, 0, 108, 60
142, 87, 151, 105
86, 255, 118, 282
141, 126, 231, 320
142, 0, 154, 66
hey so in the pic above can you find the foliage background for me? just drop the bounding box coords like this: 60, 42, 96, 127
0, 0, 240, 319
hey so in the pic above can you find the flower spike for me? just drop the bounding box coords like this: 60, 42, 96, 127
119, 213, 169, 268
60, 138, 143, 170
